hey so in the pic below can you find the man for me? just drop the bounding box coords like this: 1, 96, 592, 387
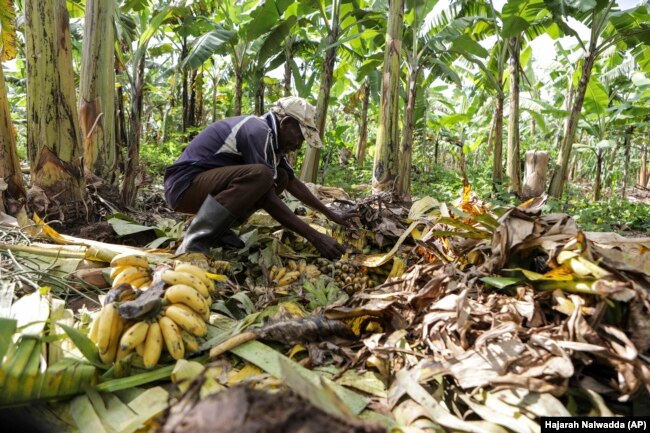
164, 96, 353, 259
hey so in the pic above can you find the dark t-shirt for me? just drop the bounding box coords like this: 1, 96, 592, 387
164, 113, 295, 209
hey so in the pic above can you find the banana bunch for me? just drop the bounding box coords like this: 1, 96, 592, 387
269, 259, 321, 287
318, 259, 372, 292
91, 262, 215, 368
110, 252, 152, 290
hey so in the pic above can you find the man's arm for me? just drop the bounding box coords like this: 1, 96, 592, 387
285, 178, 354, 227
261, 191, 346, 259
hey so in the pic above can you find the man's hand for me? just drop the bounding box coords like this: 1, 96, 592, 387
327, 208, 358, 228
309, 232, 347, 260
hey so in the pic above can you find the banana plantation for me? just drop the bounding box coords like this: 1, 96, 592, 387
1, 0, 650, 432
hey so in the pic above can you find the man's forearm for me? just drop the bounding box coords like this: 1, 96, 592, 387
262, 191, 320, 241
286, 178, 334, 219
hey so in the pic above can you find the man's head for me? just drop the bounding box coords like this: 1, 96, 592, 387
271, 97, 323, 153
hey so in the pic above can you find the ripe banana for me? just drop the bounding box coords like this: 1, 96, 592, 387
110, 265, 130, 280
99, 307, 124, 364
287, 260, 298, 271
112, 267, 150, 288
135, 342, 145, 357
164, 284, 209, 318
180, 330, 200, 353
273, 267, 287, 282
119, 321, 149, 352
130, 276, 151, 289
305, 265, 320, 278
96, 303, 118, 354
116, 345, 132, 362
88, 313, 101, 343
143, 321, 163, 368
110, 252, 149, 269
277, 271, 301, 286
164, 304, 207, 337
159, 316, 184, 360
174, 263, 215, 293
161, 269, 210, 298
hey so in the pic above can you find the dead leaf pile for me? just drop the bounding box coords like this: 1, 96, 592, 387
1, 186, 650, 432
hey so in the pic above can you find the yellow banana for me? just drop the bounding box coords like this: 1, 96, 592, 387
99, 309, 123, 364
161, 269, 210, 298
180, 330, 200, 353
110, 252, 149, 269
119, 321, 149, 351
164, 304, 207, 337
96, 303, 117, 354
143, 321, 163, 368
269, 265, 278, 281
173, 263, 215, 293
305, 265, 320, 278
164, 284, 209, 317
277, 271, 301, 286
112, 267, 150, 288
116, 345, 132, 362
298, 259, 307, 273
110, 265, 130, 280
287, 260, 298, 271
273, 267, 287, 281
159, 316, 184, 360
88, 313, 101, 343
135, 342, 145, 357
130, 276, 151, 289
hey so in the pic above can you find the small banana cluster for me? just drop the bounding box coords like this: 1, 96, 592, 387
318, 259, 372, 291
91, 258, 216, 368
110, 252, 152, 290
269, 259, 320, 286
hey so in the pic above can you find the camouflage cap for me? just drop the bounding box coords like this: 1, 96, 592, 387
272, 96, 323, 149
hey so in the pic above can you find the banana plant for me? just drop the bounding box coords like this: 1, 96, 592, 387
547, 0, 650, 197
0, 0, 25, 215
118, 2, 173, 206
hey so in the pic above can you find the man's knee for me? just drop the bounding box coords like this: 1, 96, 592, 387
247, 164, 274, 184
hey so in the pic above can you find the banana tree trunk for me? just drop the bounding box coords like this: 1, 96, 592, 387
506, 37, 521, 194
25, 0, 86, 218
396, 63, 420, 199
548, 40, 597, 198
594, 150, 603, 201
300, 0, 341, 183
254, 74, 265, 116
79, 0, 115, 179
621, 126, 634, 197
234, 69, 243, 116
0, 66, 25, 214
372, 0, 403, 193
640, 145, 647, 187
491, 93, 504, 187
355, 79, 370, 165
120, 54, 145, 206
283, 35, 296, 97
194, 68, 204, 126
